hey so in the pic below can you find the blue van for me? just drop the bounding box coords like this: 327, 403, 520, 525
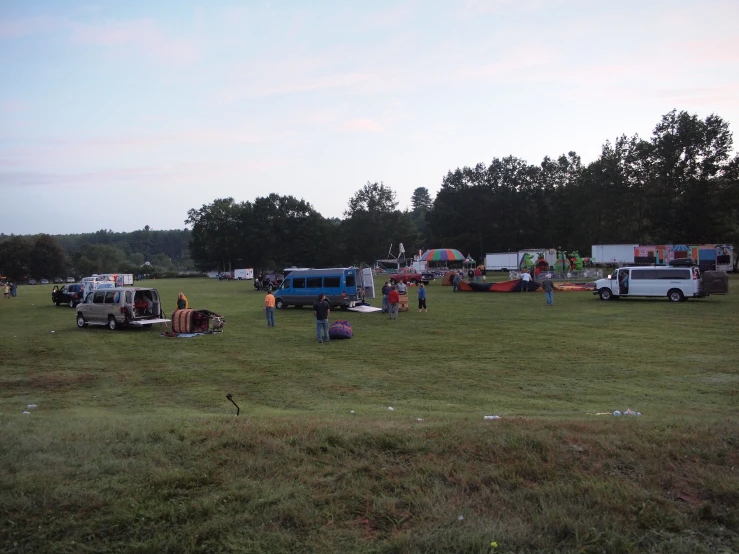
274, 268, 361, 310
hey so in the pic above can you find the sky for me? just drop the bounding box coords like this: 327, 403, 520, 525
1, 0, 738, 235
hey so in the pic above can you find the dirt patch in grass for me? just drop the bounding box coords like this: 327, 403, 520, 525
2, 372, 97, 392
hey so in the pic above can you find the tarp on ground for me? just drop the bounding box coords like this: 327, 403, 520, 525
457, 279, 595, 292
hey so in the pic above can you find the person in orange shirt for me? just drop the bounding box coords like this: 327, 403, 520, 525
264, 290, 276, 327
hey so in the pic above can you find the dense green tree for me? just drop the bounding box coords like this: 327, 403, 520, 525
29, 234, 67, 280
342, 182, 420, 264
0, 236, 32, 281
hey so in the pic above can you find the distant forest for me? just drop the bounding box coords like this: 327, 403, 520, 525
1, 109, 738, 281
0, 227, 192, 281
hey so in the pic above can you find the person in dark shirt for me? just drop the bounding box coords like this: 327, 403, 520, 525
388, 286, 400, 319
542, 276, 554, 306
381, 281, 390, 313
313, 293, 331, 343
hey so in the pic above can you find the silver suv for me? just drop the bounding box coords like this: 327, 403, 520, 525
76, 287, 166, 330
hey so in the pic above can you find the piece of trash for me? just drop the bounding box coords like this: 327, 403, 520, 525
22, 411, 31, 415
50, 330, 55, 334
387, 406, 394, 411
623, 408, 641, 416
484, 415, 501, 420
613, 410, 621, 416
27, 404, 37, 409
458, 515, 464, 521
350, 410, 355, 414
417, 417, 424, 421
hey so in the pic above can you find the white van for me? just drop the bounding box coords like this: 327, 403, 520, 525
594, 266, 705, 302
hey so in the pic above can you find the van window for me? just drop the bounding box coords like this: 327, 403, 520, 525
632, 269, 657, 280
307, 277, 322, 288
125, 291, 133, 303
324, 276, 340, 288
293, 278, 305, 289
104, 291, 116, 304
346, 274, 356, 287
659, 269, 690, 280
281, 278, 291, 289
93, 291, 105, 303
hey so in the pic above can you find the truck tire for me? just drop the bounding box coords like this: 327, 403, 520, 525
598, 288, 613, 301
668, 289, 684, 303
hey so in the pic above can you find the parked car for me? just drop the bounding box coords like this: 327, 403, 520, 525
66, 276, 76, 283
40, 278, 49, 285
53, 277, 63, 284
254, 273, 284, 292
76, 287, 165, 330
28, 279, 37, 285
218, 272, 233, 280
52, 284, 84, 307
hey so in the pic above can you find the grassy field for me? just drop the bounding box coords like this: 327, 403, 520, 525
1, 275, 737, 553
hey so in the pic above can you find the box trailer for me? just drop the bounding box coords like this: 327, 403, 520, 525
234, 268, 254, 280
485, 252, 520, 272
591, 245, 638, 266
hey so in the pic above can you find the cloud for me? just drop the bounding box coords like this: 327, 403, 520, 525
0, 15, 59, 38
70, 18, 201, 66
0, 100, 28, 114
341, 118, 386, 132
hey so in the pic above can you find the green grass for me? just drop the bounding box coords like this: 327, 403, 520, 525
1, 276, 738, 553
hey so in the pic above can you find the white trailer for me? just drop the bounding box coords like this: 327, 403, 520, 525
234, 268, 254, 280
591, 244, 637, 266
485, 252, 520, 272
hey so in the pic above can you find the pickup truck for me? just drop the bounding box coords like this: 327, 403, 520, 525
388, 271, 434, 285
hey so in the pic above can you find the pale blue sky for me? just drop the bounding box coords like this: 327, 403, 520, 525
1, 0, 737, 234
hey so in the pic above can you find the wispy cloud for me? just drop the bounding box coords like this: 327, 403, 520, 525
70, 18, 201, 66
341, 118, 386, 133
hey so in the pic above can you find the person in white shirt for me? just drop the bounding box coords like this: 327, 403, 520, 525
520, 270, 531, 292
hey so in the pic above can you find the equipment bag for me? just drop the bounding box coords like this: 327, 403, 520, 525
328, 320, 353, 339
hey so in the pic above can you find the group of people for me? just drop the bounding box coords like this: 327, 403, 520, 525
380, 281, 427, 319
519, 271, 555, 305
3, 282, 17, 299
262, 290, 333, 342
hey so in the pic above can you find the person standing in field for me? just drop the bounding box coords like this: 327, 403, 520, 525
3, 283, 9, 299
452, 272, 460, 292
10, 282, 17, 297
313, 293, 331, 343
396, 279, 407, 294
176, 292, 189, 310
381, 281, 390, 313
388, 285, 400, 320
417, 283, 427, 312
264, 289, 276, 327
542, 276, 554, 306
520, 270, 531, 292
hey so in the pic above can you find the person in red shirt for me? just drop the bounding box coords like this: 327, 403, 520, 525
388, 285, 400, 319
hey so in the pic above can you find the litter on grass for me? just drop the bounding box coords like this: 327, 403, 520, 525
484, 415, 501, 420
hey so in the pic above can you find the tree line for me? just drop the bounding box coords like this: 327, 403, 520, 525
188, 110, 739, 271
0, 228, 193, 282
2, 110, 737, 281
